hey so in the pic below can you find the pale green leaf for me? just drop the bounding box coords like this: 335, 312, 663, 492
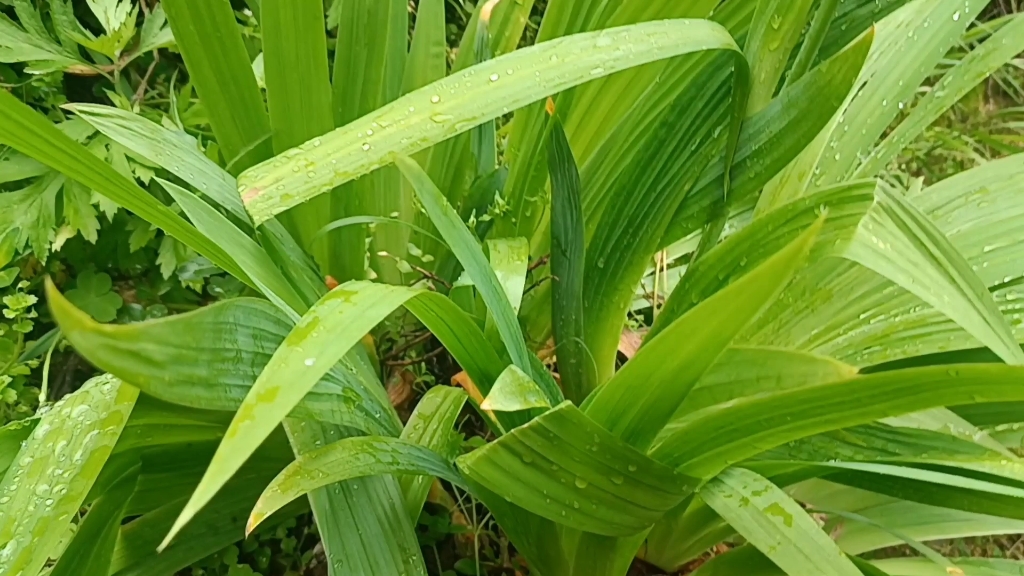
701, 468, 862, 576
480, 365, 551, 412
0, 375, 137, 576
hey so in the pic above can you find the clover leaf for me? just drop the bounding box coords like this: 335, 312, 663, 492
65, 270, 123, 322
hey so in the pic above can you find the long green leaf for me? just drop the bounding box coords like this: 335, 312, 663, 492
761, 0, 988, 203
47, 284, 398, 435
247, 436, 462, 532
457, 402, 694, 536
398, 386, 467, 521
0, 375, 137, 576
395, 155, 543, 391
583, 218, 822, 452
654, 182, 876, 337
401, 0, 446, 94
857, 13, 1024, 177
701, 467, 862, 576
66, 104, 248, 220
262, 0, 336, 266
652, 364, 1024, 476
162, 0, 273, 173
548, 118, 592, 404
239, 19, 743, 223
159, 281, 507, 546
158, 179, 306, 316
0, 90, 247, 282
842, 184, 1024, 365
743, 0, 816, 115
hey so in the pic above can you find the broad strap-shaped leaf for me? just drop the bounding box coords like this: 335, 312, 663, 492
671, 347, 859, 422
480, 365, 551, 412
162, 0, 273, 173
873, 557, 1024, 576
457, 402, 695, 536
47, 283, 398, 435
741, 153, 1024, 367
49, 465, 139, 576
842, 183, 1024, 365
701, 468, 862, 576
583, 218, 822, 452
656, 26, 873, 246
65, 104, 247, 220
108, 434, 301, 576
743, 0, 816, 115
795, 480, 1024, 556
0, 375, 137, 576
158, 281, 508, 546
652, 364, 1024, 476
0, 90, 247, 283
262, 0, 336, 268
548, 117, 593, 404
402, 0, 446, 94
654, 182, 876, 337
284, 419, 428, 576
398, 386, 467, 521
247, 436, 463, 533
239, 19, 744, 223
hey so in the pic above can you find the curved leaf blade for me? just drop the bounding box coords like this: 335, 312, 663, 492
0, 375, 137, 576
247, 436, 463, 533
701, 468, 862, 576
457, 402, 694, 536
239, 19, 743, 223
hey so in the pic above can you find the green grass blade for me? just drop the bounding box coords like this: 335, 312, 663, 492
843, 184, 1024, 365
239, 19, 743, 224
548, 118, 592, 404
0, 375, 137, 576
743, 0, 816, 115
395, 155, 539, 386
857, 13, 1024, 177
157, 178, 305, 316
49, 465, 139, 576
247, 436, 463, 532
702, 468, 862, 576
46, 285, 397, 435
583, 218, 822, 452
398, 386, 467, 521
652, 364, 1024, 476
162, 0, 273, 174
65, 104, 248, 221
456, 402, 695, 536
0, 90, 246, 282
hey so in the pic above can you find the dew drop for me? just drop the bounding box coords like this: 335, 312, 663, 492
575, 477, 588, 489
489, 73, 500, 82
